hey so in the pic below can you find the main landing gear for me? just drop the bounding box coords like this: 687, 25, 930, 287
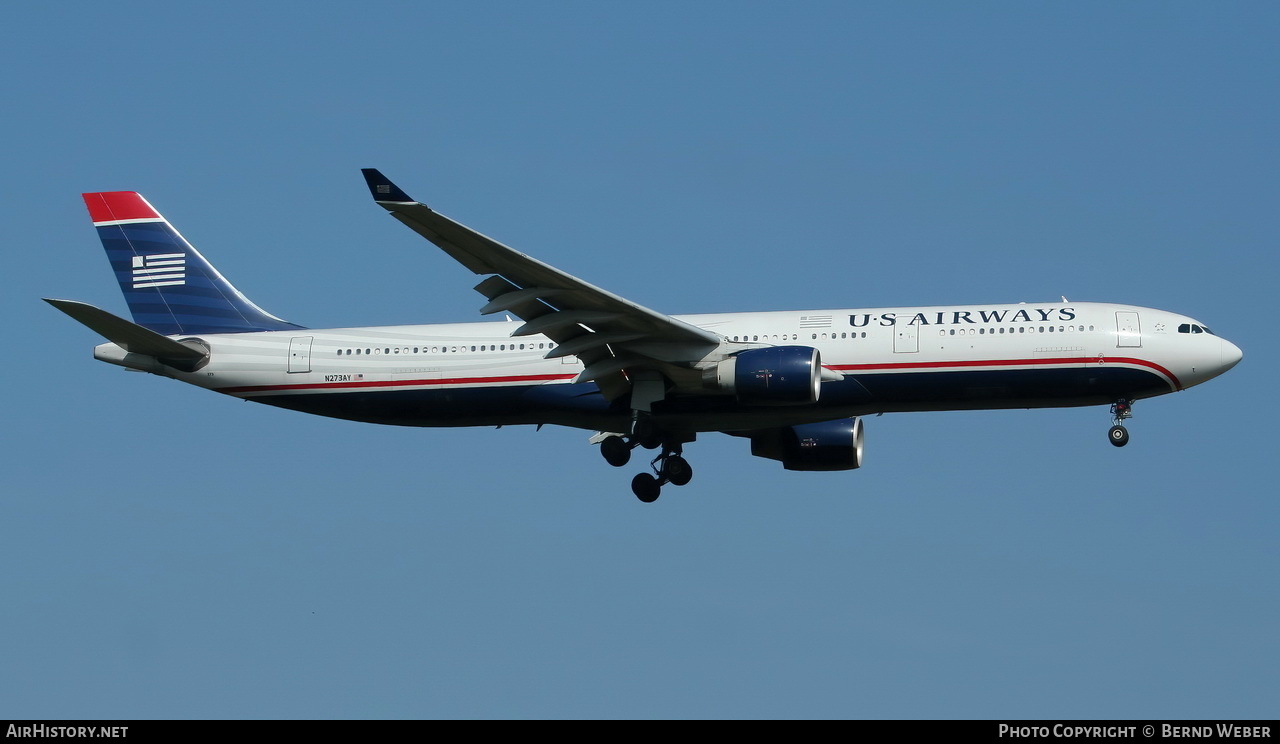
1108, 399, 1133, 447
630, 448, 693, 503
599, 418, 694, 503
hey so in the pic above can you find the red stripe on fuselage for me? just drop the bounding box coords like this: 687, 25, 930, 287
218, 372, 578, 395
217, 356, 1180, 396
83, 191, 161, 224
829, 356, 1181, 390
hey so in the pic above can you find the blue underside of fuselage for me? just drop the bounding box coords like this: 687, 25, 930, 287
246, 366, 1172, 433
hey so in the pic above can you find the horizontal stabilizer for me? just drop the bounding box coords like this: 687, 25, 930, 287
44, 298, 208, 370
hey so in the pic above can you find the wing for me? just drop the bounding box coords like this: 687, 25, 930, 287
361, 169, 722, 402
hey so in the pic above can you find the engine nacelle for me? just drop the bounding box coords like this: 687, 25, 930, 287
712, 346, 822, 405
749, 417, 864, 471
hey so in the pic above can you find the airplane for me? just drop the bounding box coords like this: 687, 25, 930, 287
46, 169, 1243, 503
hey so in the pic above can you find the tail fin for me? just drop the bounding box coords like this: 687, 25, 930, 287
83, 191, 304, 335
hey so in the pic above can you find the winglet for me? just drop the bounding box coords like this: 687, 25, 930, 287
361, 168, 416, 203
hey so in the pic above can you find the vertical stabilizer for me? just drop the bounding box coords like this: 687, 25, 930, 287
83, 191, 304, 335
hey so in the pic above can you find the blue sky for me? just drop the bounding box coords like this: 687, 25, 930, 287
2, 1, 1276, 719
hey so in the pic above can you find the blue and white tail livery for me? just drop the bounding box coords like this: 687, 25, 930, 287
47, 170, 1243, 503
84, 191, 302, 335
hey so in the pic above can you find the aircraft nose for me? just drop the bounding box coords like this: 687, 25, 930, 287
1220, 337, 1243, 372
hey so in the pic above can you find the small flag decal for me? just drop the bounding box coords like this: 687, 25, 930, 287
132, 253, 186, 288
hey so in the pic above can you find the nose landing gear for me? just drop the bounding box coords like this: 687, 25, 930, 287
1108, 400, 1133, 447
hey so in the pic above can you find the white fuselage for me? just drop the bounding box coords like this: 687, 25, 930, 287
94, 300, 1242, 434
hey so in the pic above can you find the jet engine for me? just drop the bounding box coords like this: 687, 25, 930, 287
749, 417, 864, 471
711, 346, 823, 404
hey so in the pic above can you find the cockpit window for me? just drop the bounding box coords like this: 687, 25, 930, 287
1178, 323, 1214, 335
1178, 324, 1191, 333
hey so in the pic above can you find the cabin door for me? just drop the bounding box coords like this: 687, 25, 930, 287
1115, 312, 1141, 348
893, 321, 918, 353
288, 336, 314, 373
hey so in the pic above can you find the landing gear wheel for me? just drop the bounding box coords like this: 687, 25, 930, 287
631, 473, 661, 503
632, 417, 662, 450
662, 455, 693, 487
1109, 425, 1130, 447
601, 436, 631, 467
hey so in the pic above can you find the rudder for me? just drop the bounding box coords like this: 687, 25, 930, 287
83, 191, 304, 335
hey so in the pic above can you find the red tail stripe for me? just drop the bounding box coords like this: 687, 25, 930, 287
83, 191, 160, 224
